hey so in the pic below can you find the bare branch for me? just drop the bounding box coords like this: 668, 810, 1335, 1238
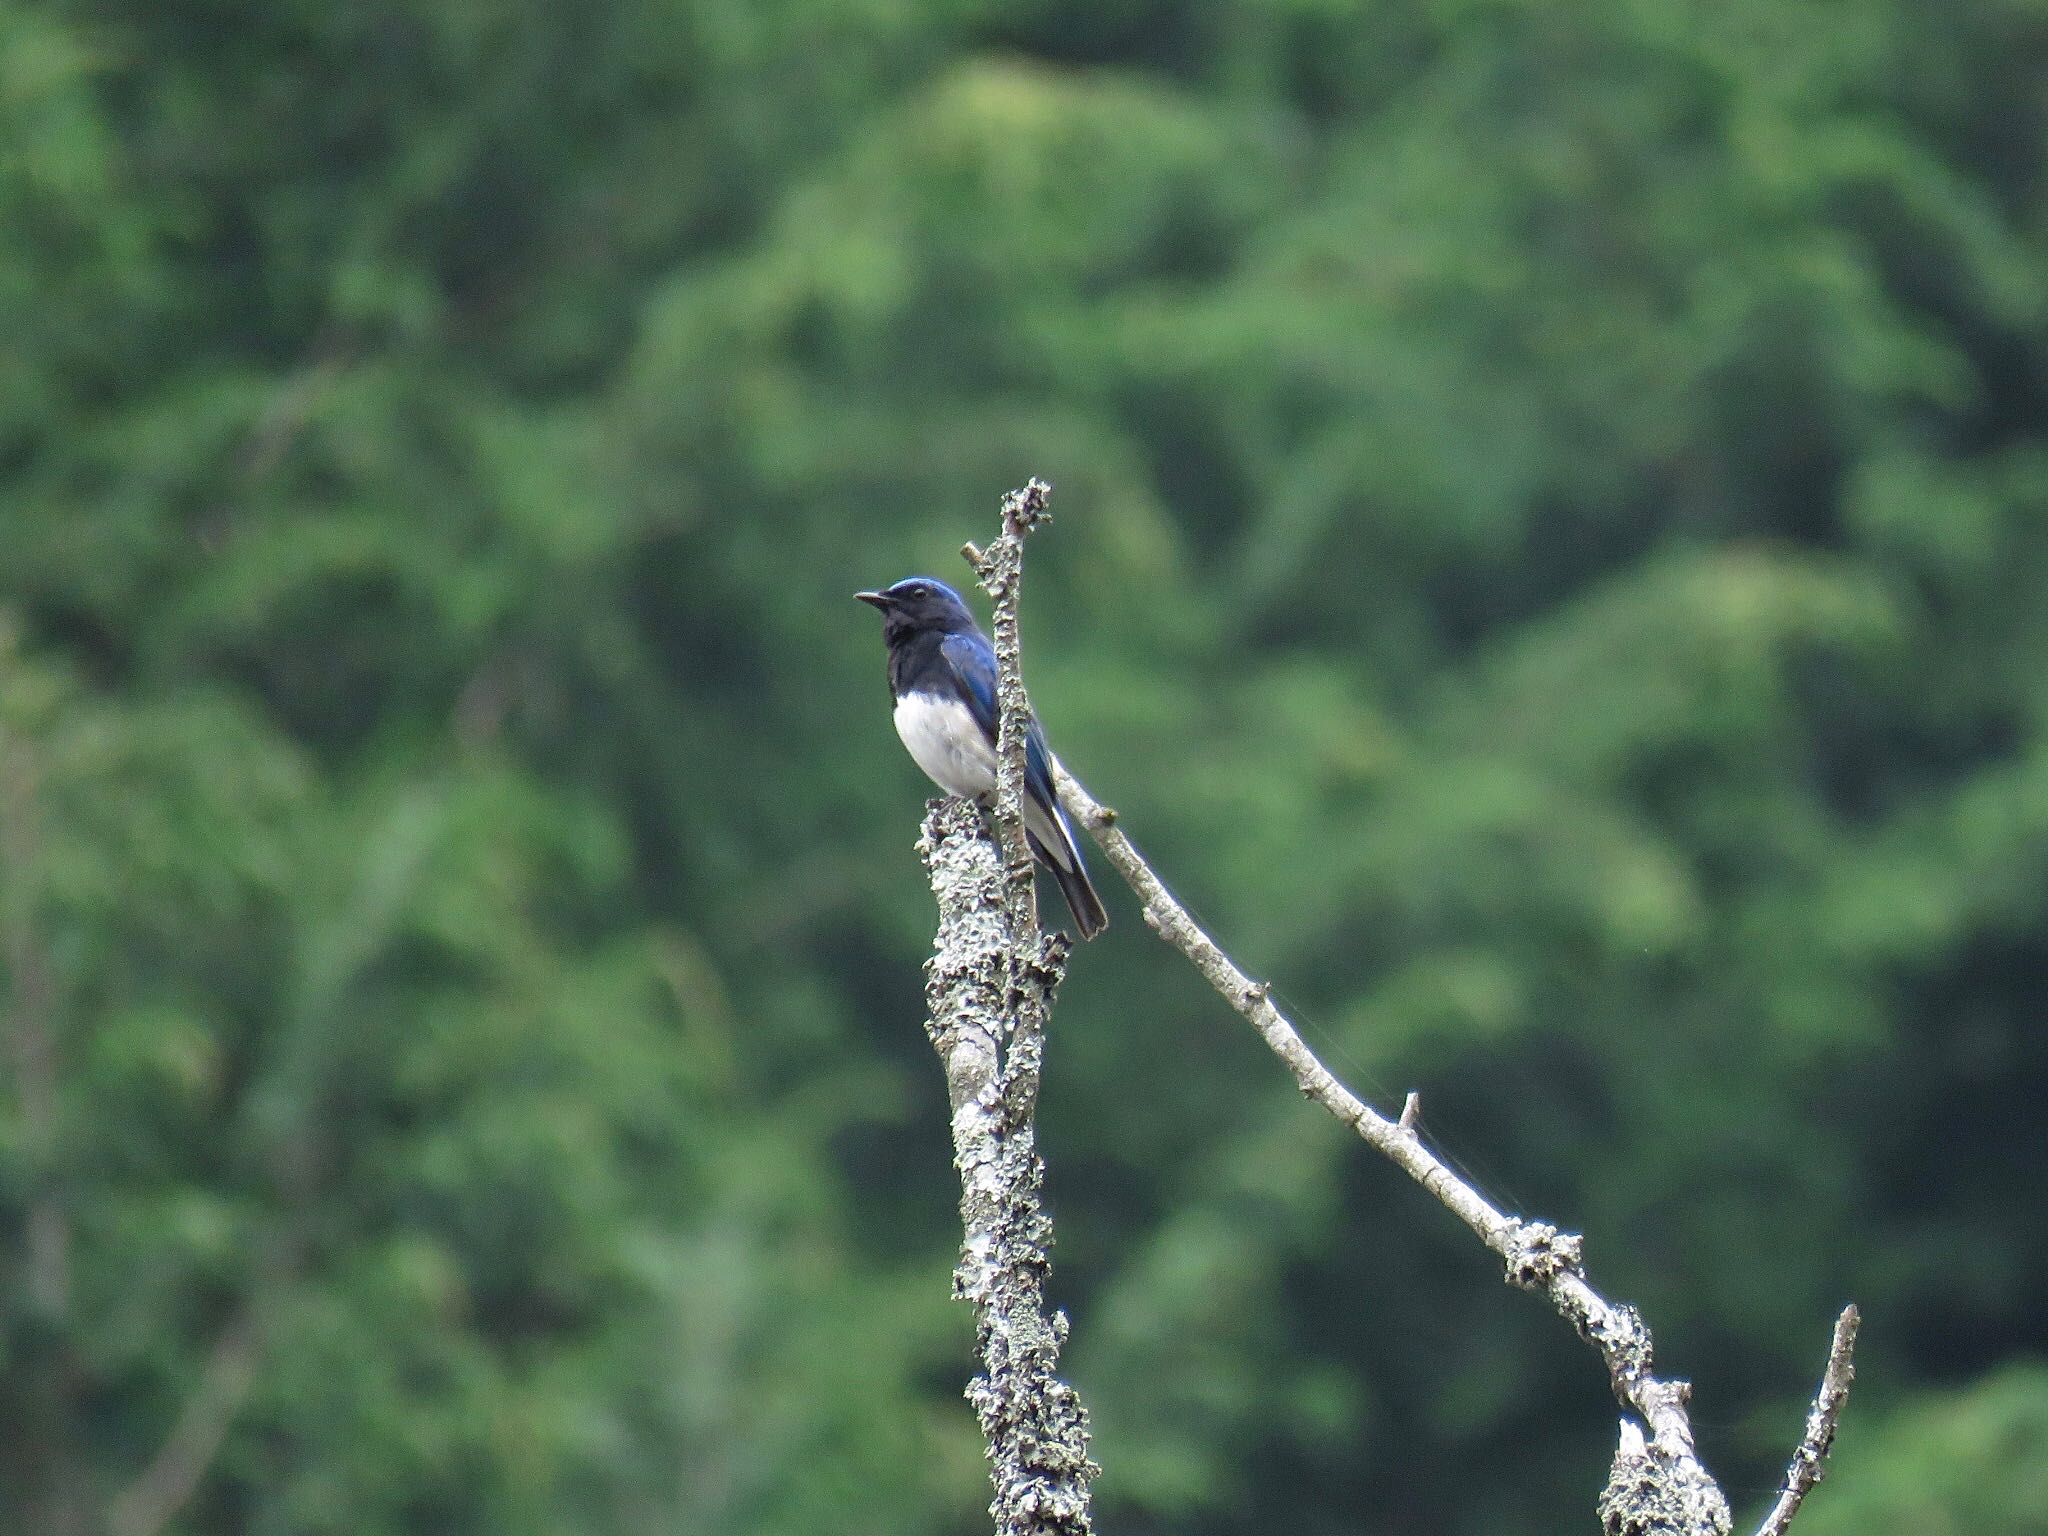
106, 1310, 263, 1536
1051, 755, 1751, 1532
105, 1209, 306, 1536
919, 800, 1096, 1536
1753, 1306, 1860, 1536
922, 474, 1858, 1535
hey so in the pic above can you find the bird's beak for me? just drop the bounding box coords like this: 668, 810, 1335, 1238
853, 590, 890, 609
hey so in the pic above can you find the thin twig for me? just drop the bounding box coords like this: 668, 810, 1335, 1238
102, 1183, 311, 1536
104, 1221, 304, 1536
1052, 755, 1738, 1530
1753, 1307, 1860, 1536
106, 1310, 263, 1536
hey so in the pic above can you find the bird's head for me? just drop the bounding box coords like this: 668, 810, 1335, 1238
854, 577, 978, 641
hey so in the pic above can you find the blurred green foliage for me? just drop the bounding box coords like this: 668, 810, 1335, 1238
2, 1, 2045, 1532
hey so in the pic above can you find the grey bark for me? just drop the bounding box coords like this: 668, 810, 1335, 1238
961, 478, 1050, 950
916, 478, 1096, 1535
1046, 757, 1857, 1536
1753, 1306, 1860, 1536
911, 474, 1857, 1535
919, 800, 1096, 1535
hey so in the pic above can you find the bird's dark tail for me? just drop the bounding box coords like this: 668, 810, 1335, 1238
1055, 855, 1110, 941
1028, 828, 1109, 941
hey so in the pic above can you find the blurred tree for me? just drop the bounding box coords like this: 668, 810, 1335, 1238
1, 0, 2044, 1532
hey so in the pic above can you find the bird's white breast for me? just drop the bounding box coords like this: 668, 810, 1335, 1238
893, 691, 996, 800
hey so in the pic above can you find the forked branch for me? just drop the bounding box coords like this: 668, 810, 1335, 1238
948, 478, 1860, 1535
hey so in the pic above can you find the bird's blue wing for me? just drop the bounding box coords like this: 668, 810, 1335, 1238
937, 631, 999, 739
938, 630, 1105, 937
939, 631, 1058, 806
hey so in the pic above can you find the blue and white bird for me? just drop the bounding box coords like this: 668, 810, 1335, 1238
856, 576, 1108, 940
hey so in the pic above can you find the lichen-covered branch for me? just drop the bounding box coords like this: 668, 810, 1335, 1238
922, 475, 1857, 1534
911, 477, 1094, 1535
918, 800, 1096, 1536
962, 477, 1053, 998
920, 487, 1859, 1533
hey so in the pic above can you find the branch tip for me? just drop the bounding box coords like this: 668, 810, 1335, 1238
1752, 1305, 1862, 1536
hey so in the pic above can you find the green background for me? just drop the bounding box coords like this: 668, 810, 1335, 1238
3, 1, 2045, 1532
